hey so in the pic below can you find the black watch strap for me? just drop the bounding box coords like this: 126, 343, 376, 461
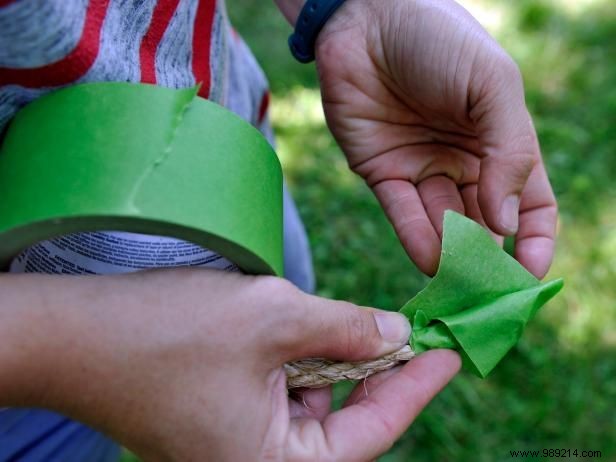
288, 0, 347, 63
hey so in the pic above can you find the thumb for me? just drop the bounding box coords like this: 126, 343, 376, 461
274, 287, 411, 363
472, 56, 539, 236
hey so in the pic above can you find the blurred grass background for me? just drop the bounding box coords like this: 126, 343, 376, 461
124, 0, 616, 460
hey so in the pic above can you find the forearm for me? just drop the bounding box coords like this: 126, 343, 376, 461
275, 0, 367, 61
0, 273, 67, 405
274, 0, 304, 25
0, 273, 116, 414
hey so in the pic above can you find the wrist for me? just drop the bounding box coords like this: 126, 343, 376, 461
290, 0, 356, 63
314, 0, 373, 58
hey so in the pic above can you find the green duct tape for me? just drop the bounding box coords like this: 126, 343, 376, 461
401, 211, 564, 377
0, 83, 283, 276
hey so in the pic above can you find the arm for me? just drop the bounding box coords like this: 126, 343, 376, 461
274, 0, 557, 278
274, 0, 303, 25
0, 273, 64, 406
0, 269, 459, 460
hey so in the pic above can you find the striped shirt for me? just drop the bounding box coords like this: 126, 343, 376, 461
0, 0, 275, 278
0, 0, 271, 133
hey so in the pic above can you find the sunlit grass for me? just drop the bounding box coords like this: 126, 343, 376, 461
555, 0, 608, 15
270, 87, 325, 129
271, 88, 365, 194
457, 0, 507, 32
546, 205, 616, 350
460, 0, 611, 28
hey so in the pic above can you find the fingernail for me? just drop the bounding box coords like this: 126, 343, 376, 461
374, 312, 411, 345
500, 195, 520, 234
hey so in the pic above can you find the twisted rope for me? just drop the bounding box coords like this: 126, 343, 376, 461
285, 345, 415, 388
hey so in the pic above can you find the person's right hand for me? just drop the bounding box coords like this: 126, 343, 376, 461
315, 0, 558, 278
1, 269, 460, 461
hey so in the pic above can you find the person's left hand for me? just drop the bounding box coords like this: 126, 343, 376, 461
6, 269, 459, 461
314, 0, 557, 278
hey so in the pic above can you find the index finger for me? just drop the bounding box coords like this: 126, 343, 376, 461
320, 350, 461, 460
372, 179, 441, 276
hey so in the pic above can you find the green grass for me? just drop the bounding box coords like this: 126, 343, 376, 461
124, 0, 616, 460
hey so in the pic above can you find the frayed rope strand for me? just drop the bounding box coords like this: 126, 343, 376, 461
285, 345, 415, 388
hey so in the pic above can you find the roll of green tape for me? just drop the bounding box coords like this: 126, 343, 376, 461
0, 83, 283, 276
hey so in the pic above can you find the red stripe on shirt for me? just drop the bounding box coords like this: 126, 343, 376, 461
257, 91, 270, 124
192, 0, 217, 98
0, 0, 19, 8
0, 0, 111, 88
139, 0, 181, 84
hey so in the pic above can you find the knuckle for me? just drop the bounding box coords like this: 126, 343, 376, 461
499, 54, 523, 82
480, 52, 525, 107
255, 276, 299, 308
355, 400, 396, 451
252, 278, 308, 350
424, 191, 460, 213
486, 48, 523, 86
269, 313, 306, 351
485, 148, 537, 180
508, 150, 538, 180
340, 308, 378, 357
412, 375, 437, 407
503, 150, 537, 173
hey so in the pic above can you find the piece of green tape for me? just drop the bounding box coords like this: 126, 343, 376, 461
0, 83, 283, 276
401, 211, 564, 377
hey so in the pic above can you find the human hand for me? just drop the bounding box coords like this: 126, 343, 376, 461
315, 0, 557, 278
4, 269, 459, 461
